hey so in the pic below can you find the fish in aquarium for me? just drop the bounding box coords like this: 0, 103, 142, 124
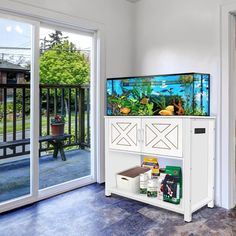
160, 89, 169, 93
160, 81, 168, 88
159, 105, 174, 116
106, 73, 210, 116
140, 97, 149, 105
152, 92, 161, 96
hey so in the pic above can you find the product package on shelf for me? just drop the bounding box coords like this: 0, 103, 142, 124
142, 157, 160, 178
139, 172, 149, 194
147, 179, 158, 197
157, 173, 166, 200
162, 166, 182, 204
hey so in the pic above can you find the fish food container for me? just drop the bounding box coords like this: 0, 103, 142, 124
147, 179, 158, 198
117, 166, 150, 193
140, 172, 149, 194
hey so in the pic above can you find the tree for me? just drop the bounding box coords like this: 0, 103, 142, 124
41, 30, 68, 52
40, 40, 90, 85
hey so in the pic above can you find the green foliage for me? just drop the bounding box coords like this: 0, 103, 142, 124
152, 96, 166, 110
50, 115, 65, 124
179, 75, 193, 84
146, 103, 154, 116
130, 85, 153, 101
42, 30, 68, 50
136, 103, 154, 116
107, 92, 155, 116
108, 90, 206, 116
193, 108, 207, 116
0, 102, 23, 116
0, 89, 31, 121
40, 40, 90, 85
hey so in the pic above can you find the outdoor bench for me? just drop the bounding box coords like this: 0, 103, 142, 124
0, 134, 71, 161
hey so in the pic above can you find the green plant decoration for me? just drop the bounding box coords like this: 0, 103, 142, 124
51, 115, 65, 124
152, 96, 166, 110
193, 108, 206, 116
179, 75, 194, 84
146, 103, 154, 116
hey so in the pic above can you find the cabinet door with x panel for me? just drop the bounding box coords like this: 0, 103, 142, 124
108, 118, 141, 152
142, 118, 183, 157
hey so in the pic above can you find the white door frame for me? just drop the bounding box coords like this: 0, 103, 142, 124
220, 1, 236, 209
0, 1, 106, 213
0, 12, 40, 212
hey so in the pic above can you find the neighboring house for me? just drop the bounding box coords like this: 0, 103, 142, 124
0, 60, 30, 101
0, 60, 30, 84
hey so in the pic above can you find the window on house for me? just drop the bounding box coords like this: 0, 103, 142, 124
7, 72, 17, 84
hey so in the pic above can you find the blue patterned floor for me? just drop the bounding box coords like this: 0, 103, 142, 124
0, 184, 235, 236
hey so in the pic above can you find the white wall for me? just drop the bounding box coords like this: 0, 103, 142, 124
133, 0, 222, 205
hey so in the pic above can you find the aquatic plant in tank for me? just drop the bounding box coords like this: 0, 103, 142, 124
106, 73, 210, 116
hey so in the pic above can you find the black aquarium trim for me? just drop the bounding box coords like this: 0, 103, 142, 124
107, 72, 210, 81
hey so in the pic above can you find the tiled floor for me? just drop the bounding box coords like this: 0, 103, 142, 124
0, 184, 235, 236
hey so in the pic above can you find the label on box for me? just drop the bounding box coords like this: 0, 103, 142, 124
147, 179, 158, 198
140, 173, 148, 194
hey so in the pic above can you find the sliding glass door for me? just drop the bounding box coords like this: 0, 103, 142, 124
0, 16, 34, 204
38, 25, 93, 190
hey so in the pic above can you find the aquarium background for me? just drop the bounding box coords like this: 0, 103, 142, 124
106, 73, 210, 116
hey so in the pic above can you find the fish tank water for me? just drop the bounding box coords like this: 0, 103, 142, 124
106, 73, 210, 116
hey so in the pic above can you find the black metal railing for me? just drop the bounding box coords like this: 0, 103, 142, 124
0, 83, 90, 159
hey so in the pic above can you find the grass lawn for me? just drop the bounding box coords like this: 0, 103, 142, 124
0, 113, 89, 136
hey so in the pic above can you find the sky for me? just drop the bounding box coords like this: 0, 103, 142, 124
0, 18, 92, 64
0, 18, 31, 48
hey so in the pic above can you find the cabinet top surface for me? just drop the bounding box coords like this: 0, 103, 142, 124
104, 116, 216, 120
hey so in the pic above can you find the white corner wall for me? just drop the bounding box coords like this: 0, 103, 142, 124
133, 0, 222, 206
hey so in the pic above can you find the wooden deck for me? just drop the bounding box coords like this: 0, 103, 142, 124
0, 149, 91, 203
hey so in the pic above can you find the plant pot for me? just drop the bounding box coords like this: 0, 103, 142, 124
51, 123, 65, 136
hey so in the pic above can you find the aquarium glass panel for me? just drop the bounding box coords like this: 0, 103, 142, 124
106, 73, 210, 116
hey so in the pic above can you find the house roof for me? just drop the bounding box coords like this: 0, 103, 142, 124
0, 60, 29, 72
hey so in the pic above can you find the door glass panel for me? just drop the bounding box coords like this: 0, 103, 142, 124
39, 27, 92, 189
0, 18, 32, 203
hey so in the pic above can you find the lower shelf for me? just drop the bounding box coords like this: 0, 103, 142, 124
109, 187, 184, 214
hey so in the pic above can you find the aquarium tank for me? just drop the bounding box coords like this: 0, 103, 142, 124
106, 73, 210, 116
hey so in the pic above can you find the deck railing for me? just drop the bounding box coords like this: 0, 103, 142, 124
0, 83, 90, 159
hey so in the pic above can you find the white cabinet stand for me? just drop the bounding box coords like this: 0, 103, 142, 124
105, 116, 215, 222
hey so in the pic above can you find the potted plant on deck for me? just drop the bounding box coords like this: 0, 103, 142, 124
50, 115, 65, 136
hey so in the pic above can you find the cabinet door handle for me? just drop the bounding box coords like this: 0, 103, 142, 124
140, 129, 144, 143
137, 129, 141, 142
137, 128, 144, 143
